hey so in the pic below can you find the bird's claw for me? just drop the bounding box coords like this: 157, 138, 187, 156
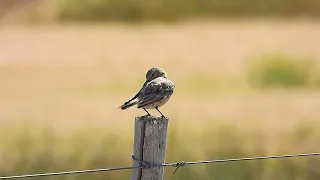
161, 115, 169, 120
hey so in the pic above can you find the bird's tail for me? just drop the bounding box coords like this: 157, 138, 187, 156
119, 99, 139, 110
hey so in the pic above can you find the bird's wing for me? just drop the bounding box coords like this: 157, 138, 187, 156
137, 78, 174, 108
121, 80, 147, 106
123, 91, 140, 105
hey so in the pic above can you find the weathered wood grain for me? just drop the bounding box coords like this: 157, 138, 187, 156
131, 116, 169, 180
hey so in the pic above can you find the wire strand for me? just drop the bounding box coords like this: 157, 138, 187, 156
163, 152, 320, 166
0, 166, 141, 179
0, 152, 319, 179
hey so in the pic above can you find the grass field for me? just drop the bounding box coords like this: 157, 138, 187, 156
0, 20, 320, 179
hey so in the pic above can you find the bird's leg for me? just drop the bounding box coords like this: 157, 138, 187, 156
156, 107, 167, 119
143, 108, 151, 116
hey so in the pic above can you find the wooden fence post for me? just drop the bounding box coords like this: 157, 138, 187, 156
130, 115, 169, 180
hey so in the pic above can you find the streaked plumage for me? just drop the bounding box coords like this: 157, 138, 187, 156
119, 67, 175, 118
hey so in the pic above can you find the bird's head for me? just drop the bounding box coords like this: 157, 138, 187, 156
143, 67, 167, 86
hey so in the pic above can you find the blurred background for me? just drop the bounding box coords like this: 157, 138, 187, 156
1, 0, 320, 179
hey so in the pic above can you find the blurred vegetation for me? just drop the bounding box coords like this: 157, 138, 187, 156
56, 0, 320, 22
2, 0, 320, 23
0, 120, 319, 180
246, 53, 319, 89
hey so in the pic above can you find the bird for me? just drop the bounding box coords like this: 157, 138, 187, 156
119, 67, 175, 118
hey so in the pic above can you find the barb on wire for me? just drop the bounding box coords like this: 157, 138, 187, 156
0, 152, 319, 179
172, 161, 186, 174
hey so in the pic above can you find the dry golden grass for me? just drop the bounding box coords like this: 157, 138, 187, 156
1, 20, 320, 125
0, 21, 320, 179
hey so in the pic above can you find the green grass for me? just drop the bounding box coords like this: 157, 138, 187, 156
52, 0, 320, 22
246, 53, 317, 89
3, 0, 320, 24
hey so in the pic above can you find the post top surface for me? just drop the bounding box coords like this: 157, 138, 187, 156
135, 115, 169, 124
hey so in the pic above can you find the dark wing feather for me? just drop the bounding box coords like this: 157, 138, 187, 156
137, 78, 174, 108
119, 79, 148, 108
123, 92, 140, 105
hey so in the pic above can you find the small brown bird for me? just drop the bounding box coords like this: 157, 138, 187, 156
119, 67, 175, 118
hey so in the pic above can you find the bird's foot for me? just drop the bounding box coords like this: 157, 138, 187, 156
143, 108, 151, 117
155, 108, 168, 120
143, 113, 151, 117
161, 115, 169, 120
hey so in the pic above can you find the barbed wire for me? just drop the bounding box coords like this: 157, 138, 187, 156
0, 152, 319, 179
